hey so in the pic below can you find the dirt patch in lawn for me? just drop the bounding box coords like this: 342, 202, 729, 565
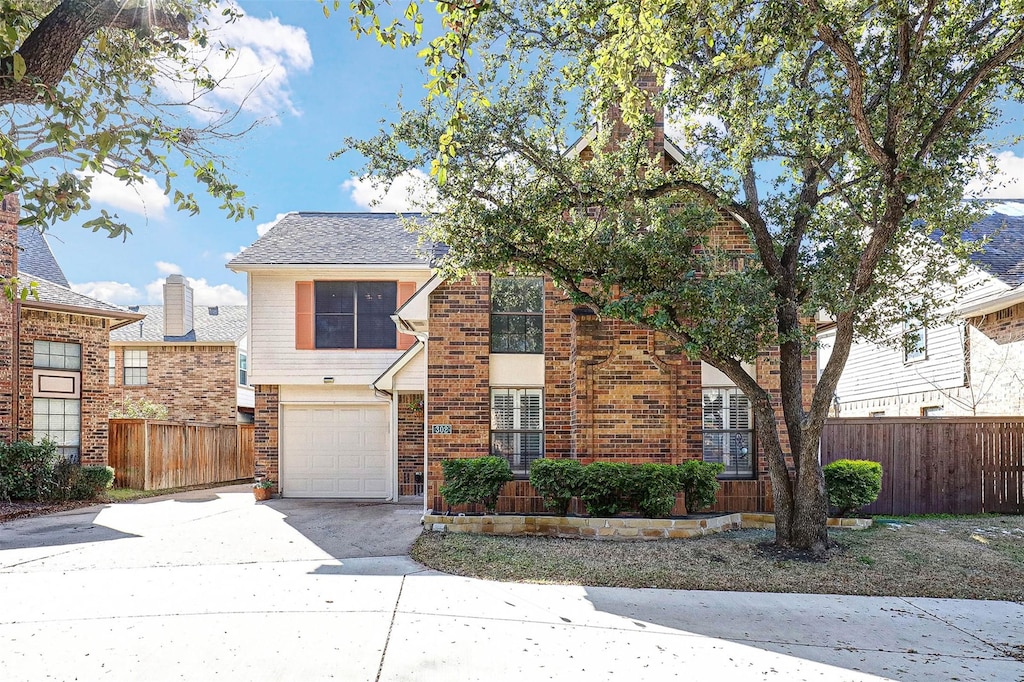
411, 515, 1024, 600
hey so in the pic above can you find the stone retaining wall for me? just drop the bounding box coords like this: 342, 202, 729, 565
423, 513, 871, 540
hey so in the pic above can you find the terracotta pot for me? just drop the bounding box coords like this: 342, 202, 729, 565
253, 487, 272, 501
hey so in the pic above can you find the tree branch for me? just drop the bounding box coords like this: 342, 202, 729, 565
0, 0, 188, 105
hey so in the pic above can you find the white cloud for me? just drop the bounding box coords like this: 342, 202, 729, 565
155, 261, 182, 276
76, 171, 170, 218
342, 170, 438, 212
968, 150, 1024, 199
256, 212, 288, 237
158, 2, 313, 121
70, 281, 142, 305
144, 275, 246, 306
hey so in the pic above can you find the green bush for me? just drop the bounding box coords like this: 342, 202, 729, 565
529, 458, 583, 515
823, 459, 883, 517
0, 440, 60, 501
577, 462, 631, 517
440, 457, 513, 512
577, 462, 682, 518
677, 460, 725, 514
631, 463, 682, 518
71, 466, 115, 500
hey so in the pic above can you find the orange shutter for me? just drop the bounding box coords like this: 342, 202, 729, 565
295, 281, 314, 349
395, 281, 417, 350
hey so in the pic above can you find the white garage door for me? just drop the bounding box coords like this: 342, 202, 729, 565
281, 405, 390, 498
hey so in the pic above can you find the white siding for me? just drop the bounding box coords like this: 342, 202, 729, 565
248, 268, 432, 386
393, 351, 425, 391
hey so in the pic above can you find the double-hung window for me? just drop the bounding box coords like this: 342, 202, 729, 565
903, 317, 926, 362
490, 277, 543, 353
702, 387, 754, 478
238, 351, 248, 386
124, 350, 148, 386
314, 281, 397, 349
490, 388, 544, 475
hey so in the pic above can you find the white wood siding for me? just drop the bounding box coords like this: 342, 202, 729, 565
248, 268, 432, 386
825, 265, 1011, 404
393, 351, 425, 391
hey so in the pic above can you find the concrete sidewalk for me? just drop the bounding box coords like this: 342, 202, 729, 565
1, 486, 1021, 681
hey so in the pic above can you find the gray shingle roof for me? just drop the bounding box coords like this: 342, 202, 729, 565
228, 212, 443, 266
110, 305, 247, 343
965, 201, 1024, 287
23, 273, 137, 317
18, 227, 69, 287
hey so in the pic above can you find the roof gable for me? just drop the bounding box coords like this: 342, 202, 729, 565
18, 227, 69, 287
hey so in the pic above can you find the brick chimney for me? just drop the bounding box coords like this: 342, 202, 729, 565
602, 68, 666, 161
0, 194, 19, 442
163, 274, 194, 337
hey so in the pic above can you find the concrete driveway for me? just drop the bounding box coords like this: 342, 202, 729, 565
1, 485, 1022, 681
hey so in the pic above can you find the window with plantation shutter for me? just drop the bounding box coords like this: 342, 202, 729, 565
490, 388, 544, 475
702, 387, 754, 478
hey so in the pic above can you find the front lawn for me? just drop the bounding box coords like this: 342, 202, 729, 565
411, 515, 1024, 600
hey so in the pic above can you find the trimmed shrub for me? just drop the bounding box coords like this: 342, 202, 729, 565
677, 460, 725, 514
440, 457, 513, 512
71, 466, 115, 500
631, 463, 682, 518
823, 459, 883, 517
578, 462, 682, 518
529, 458, 583, 515
577, 462, 631, 517
109, 397, 169, 420
0, 440, 60, 501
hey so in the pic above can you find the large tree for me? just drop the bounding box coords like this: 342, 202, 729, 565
0, 0, 256, 245
347, 0, 1024, 552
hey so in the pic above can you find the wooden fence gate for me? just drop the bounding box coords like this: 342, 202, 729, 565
109, 419, 256, 490
821, 417, 1024, 515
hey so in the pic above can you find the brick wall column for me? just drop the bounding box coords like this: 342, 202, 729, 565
0, 194, 18, 443
254, 385, 279, 491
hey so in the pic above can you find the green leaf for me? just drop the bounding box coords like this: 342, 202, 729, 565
12, 52, 25, 82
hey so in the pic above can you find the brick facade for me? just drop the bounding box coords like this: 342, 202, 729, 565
425, 275, 492, 506
18, 309, 112, 465
253, 384, 279, 489
0, 194, 19, 443
111, 344, 238, 424
397, 392, 424, 496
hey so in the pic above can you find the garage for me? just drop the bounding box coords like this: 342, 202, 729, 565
280, 405, 391, 498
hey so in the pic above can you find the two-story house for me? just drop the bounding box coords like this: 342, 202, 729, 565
110, 274, 252, 424
818, 201, 1024, 417
230, 208, 802, 513
0, 194, 143, 465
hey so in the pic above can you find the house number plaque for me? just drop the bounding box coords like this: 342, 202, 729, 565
431, 424, 453, 435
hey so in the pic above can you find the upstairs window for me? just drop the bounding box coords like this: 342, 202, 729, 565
702, 387, 754, 479
124, 350, 148, 386
490, 277, 543, 353
903, 317, 927, 362
34, 341, 81, 371
314, 281, 397, 349
238, 351, 248, 386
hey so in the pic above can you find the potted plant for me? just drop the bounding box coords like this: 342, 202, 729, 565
253, 477, 274, 501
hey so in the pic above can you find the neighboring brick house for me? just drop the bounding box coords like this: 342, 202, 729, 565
109, 275, 252, 424
230, 201, 810, 511
819, 201, 1024, 417
0, 195, 143, 465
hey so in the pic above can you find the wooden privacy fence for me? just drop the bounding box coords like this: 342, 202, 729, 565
108, 419, 256, 490
821, 417, 1024, 515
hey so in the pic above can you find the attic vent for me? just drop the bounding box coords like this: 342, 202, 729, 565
208, 306, 219, 316
996, 307, 1013, 321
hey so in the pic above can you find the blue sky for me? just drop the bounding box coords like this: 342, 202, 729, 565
40, 1, 1024, 307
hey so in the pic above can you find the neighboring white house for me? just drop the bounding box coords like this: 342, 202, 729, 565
818, 201, 1024, 417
